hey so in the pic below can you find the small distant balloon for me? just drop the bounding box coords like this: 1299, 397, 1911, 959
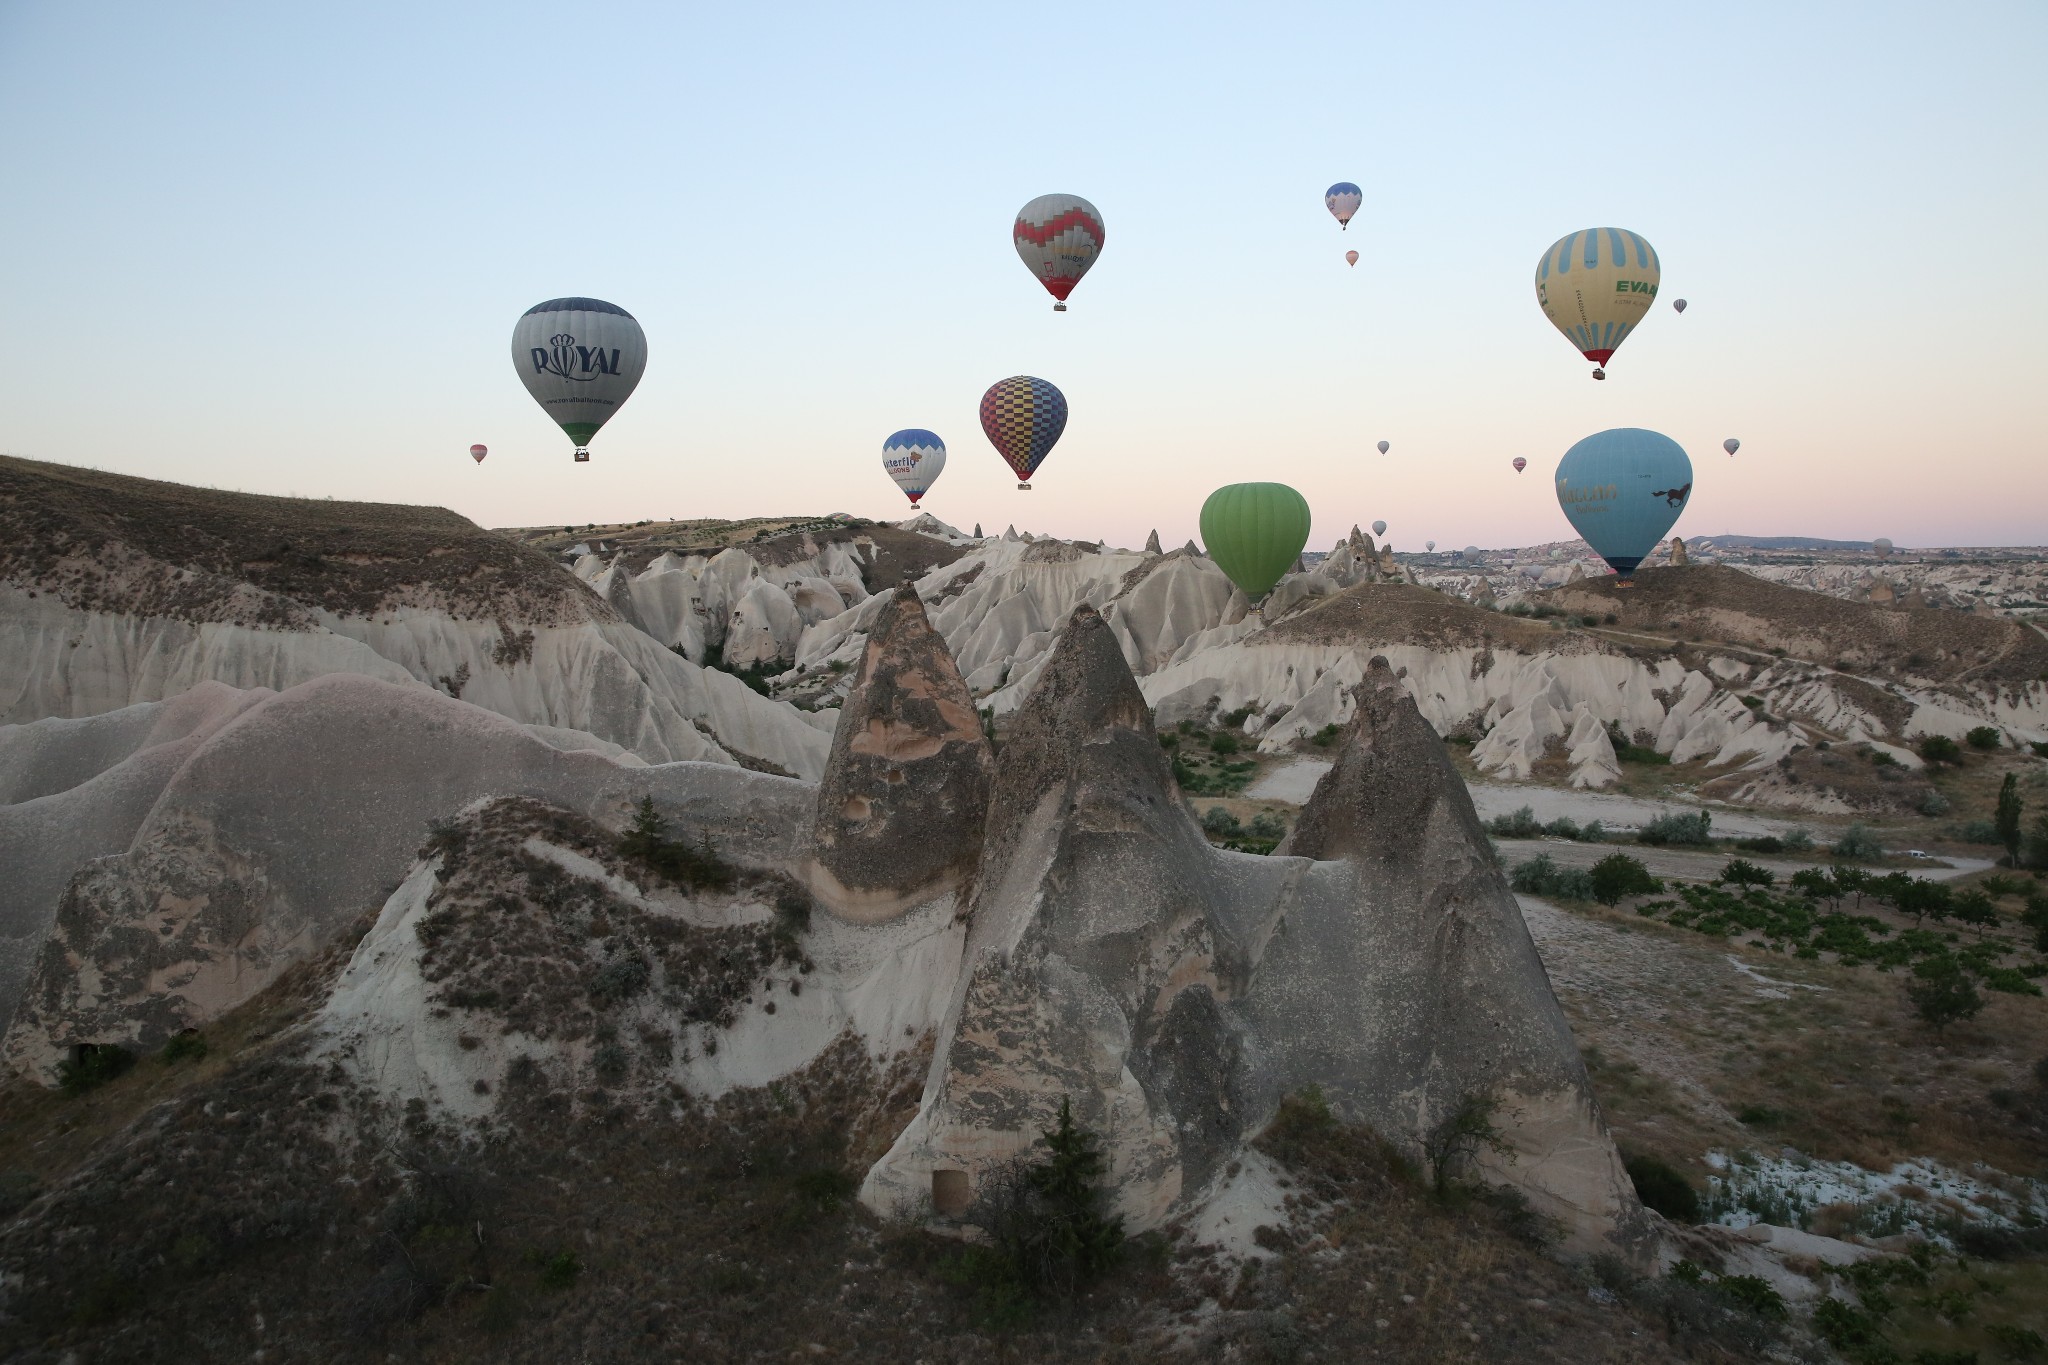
1673, 298, 1688, 313
1463, 545, 1482, 563
882, 430, 946, 507
1371, 520, 1387, 537
469, 444, 487, 464
1723, 438, 1740, 457
1549, 547, 1563, 561
1425, 540, 1436, 552
1873, 537, 1894, 556
1325, 182, 1362, 229
1512, 457, 1527, 474
1345, 250, 1359, 267
1377, 440, 1390, 455
1014, 194, 1105, 313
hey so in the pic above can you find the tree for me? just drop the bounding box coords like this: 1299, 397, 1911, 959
972, 1098, 1125, 1298
1423, 1094, 1515, 1197
1966, 725, 2003, 751
1950, 888, 2000, 938
1919, 734, 1962, 765
1907, 955, 1983, 1034
620, 796, 666, 861
1996, 773, 2024, 867
1589, 853, 1662, 906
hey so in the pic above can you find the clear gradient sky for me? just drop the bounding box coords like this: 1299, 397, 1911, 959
3, 2, 2044, 553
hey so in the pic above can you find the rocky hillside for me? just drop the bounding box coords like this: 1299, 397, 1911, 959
0, 456, 830, 777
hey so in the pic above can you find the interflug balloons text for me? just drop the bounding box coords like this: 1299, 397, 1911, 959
1553, 428, 1693, 580
1013, 194, 1105, 312
510, 298, 647, 462
978, 376, 1067, 489
882, 430, 946, 507
1534, 229, 1661, 380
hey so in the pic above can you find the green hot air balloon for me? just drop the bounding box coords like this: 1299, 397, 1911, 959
1200, 483, 1311, 600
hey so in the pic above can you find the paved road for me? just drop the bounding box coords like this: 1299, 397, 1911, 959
1494, 837, 1990, 884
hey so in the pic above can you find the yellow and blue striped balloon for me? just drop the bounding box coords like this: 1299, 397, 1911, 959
1534, 228, 1661, 377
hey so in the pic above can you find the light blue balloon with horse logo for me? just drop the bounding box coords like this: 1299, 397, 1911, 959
1553, 428, 1692, 579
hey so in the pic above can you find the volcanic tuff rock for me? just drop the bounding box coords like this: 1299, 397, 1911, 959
864, 609, 1648, 1257
806, 586, 994, 921
0, 455, 830, 777
0, 673, 814, 1074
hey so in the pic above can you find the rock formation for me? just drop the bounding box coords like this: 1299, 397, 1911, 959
1144, 528, 1162, 555
864, 609, 1651, 1258
1669, 536, 1689, 567
806, 586, 993, 921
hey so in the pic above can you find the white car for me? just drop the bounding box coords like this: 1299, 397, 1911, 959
1905, 850, 1930, 859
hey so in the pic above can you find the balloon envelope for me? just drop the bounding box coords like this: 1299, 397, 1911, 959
1425, 540, 1435, 552
1723, 438, 1740, 456
1534, 228, 1661, 371
1673, 298, 1688, 313
1014, 194, 1104, 310
1325, 182, 1362, 227
1554, 428, 1693, 579
1344, 250, 1359, 267
511, 298, 647, 456
1371, 520, 1387, 537
469, 444, 487, 464
1200, 483, 1311, 600
978, 376, 1068, 486
1512, 457, 1527, 473
1376, 440, 1390, 455
882, 430, 946, 506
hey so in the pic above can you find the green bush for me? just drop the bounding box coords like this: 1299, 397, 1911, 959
1639, 810, 1713, 846
1735, 835, 1784, 854
618, 797, 736, 891
1200, 806, 1242, 838
1908, 955, 1984, 1033
1590, 853, 1663, 905
1487, 806, 1543, 838
1919, 734, 1963, 764
159, 1031, 208, 1066
56, 1044, 135, 1097
1209, 732, 1241, 756
1622, 1152, 1700, 1222
958, 1098, 1125, 1303
1833, 823, 1885, 860
1509, 854, 1595, 901
1966, 725, 2003, 751
1717, 858, 1775, 887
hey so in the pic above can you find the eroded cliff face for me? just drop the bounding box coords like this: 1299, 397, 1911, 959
805, 586, 993, 921
864, 611, 1650, 1259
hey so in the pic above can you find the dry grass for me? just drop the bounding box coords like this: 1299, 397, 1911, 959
1264, 581, 1601, 654
0, 453, 600, 626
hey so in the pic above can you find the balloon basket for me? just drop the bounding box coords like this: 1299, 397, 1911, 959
1590, 368, 1606, 381
573, 448, 590, 463
1017, 483, 1031, 491
1052, 303, 1067, 313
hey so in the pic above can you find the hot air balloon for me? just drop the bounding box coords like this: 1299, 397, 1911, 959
1345, 250, 1359, 267
979, 376, 1067, 489
1723, 438, 1740, 457
1325, 182, 1362, 229
1371, 520, 1387, 537
1014, 194, 1104, 312
469, 444, 487, 464
1425, 540, 1436, 552
1200, 483, 1311, 600
1553, 428, 1693, 581
511, 298, 647, 462
1463, 545, 1482, 563
1534, 228, 1661, 379
1512, 457, 1527, 474
1549, 547, 1563, 561
882, 430, 946, 507
1673, 298, 1688, 314
1873, 537, 1894, 556
1377, 440, 1390, 455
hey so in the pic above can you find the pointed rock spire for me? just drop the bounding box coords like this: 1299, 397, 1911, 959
1144, 528, 1162, 555
807, 585, 992, 920
973, 523, 983, 538
1003, 524, 1019, 541
1182, 539, 1201, 557
1274, 656, 1651, 1256
1669, 536, 1688, 567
